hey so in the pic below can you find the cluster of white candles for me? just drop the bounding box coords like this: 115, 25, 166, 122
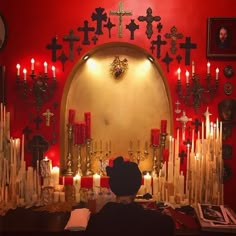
144, 107, 223, 207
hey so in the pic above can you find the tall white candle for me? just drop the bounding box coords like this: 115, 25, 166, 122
185, 70, 189, 84
52, 66, 56, 78
31, 58, 35, 72
16, 64, 21, 76
44, 62, 48, 74
216, 68, 219, 80
192, 61, 195, 76
207, 62, 211, 74
23, 69, 27, 81
177, 68, 181, 81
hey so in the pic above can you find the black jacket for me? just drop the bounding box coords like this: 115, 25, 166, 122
86, 201, 175, 235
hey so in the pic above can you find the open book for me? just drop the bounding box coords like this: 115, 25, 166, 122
64, 208, 91, 231
196, 204, 236, 233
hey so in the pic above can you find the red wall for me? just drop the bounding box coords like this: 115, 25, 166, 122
1, 0, 236, 209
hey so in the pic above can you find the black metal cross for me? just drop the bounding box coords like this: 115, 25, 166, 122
104, 17, 116, 38
180, 37, 197, 65
179, 150, 187, 164
91, 7, 107, 35
110, 1, 132, 38
138, 7, 161, 39
126, 19, 139, 40
162, 52, 173, 72
28, 134, 49, 168
33, 115, 43, 130
78, 20, 95, 45
192, 118, 202, 133
165, 26, 183, 54
63, 30, 80, 61
22, 126, 32, 141
46, 36, 62, 62
151, 34, 166, 58
58, 51, 69, 72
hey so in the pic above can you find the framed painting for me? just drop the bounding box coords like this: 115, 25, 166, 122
207, 17, 236, 58
0, 13, 7, 50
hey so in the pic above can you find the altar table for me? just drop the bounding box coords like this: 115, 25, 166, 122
0, 206, 235, 236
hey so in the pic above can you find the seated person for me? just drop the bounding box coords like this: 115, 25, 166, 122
86, 156, 175, 235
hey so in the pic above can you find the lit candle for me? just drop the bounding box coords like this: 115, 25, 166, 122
23, 69, 27, 81
40, 156, 52, 178
192, 61, 195, 76
31, 58, 35, 72
216, 68, 219, 80
93, 173, 101, 193
207, 62, 210, 74
16, 64, 21, 76
177, 68, 181, 81
44, 61, 48, 74
144, 172, 152, 194
52, 66, 56, 78
73, 174, 81, 193
51, 166, 60, 186
185, 70, 189, 84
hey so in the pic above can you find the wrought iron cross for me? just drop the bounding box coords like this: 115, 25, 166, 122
110, 1, 132, 38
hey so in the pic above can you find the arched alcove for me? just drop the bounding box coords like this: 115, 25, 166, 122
60, 42, 173, 175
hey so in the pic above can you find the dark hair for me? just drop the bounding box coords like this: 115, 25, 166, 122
106, 156, 142, 196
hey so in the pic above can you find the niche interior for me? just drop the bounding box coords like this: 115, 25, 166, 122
60, 42, 173, 175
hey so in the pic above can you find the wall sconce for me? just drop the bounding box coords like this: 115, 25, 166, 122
176, 62, 219, 113
16, 59, 57, 111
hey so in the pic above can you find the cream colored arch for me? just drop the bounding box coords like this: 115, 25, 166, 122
60, 42, 173, 175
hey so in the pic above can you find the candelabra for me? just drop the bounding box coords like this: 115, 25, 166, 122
65, 124, 74, 176
128, 140, 149, 166
16, 60, 57, 112
176, 68, 219, 113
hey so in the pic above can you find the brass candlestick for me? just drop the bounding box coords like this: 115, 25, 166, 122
85, 138, 93, 176
160, 132, 168, 161
65, 124, 73, 176
151, 144, 160, 176
75, 144, 83, 176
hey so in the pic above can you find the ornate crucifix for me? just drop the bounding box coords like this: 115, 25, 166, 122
42, 108, 54, 127
110, 1, 132, 38
63, 30, 80, 61
176, 111, 192, 141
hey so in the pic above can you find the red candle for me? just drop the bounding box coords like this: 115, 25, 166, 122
151, 128, 160, 146
161, 120, 167, 133
68, 109, 75, 124
84, 112, 91, 139
73, 123, 80, 145
79, 122, 86, 144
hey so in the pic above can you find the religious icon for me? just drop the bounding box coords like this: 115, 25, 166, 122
110, 56, 128, 78
207, 17, 236, 58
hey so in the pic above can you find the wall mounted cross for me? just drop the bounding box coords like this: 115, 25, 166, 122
46, 36, 62, 62
63, 30, 80, 61
138, 7, 161, 39
180, 37, 197, 65
110, 1, 132, 38
78, 20, 95, 45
